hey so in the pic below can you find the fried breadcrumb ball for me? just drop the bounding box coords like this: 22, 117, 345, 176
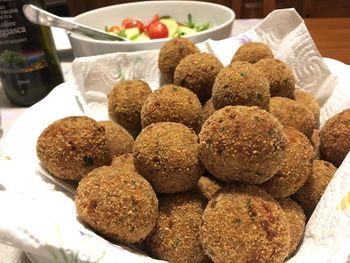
110, 153, 135, 172
141, 84, 202, 132
36, 116, 111, 181
201, 98, 216, 125
75, 166, 158, 244
254, 58, 295, 99
261, 127, 314, 198
320, 108, 350, 167
99, 121, 134, 157
174, 53, 223, 103
269, 97, 316, 139
212, 64, 270, 110
133, 122, 204, 194
231, 42, 274, 64
228, 60, 252, 68
199, 106, 287, 184
108, 80, 152, 133
200, 185, 290, 263
311, 129, 321, 159
293, 160, 337, 218
294, 90, 320, 128
146, 191, 208, 263
158, 37, 200, 83
277, 198, 306, 257
197, 173, 224, 200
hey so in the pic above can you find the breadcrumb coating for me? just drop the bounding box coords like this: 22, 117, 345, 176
75, 166, 158, 244
255, 58, 295, 99
133, 122, 204, 193
197, 173, 224, 200
201, 185, 290, 263
293, 159, 337, 217
311, 129, 321, 159
174, 53, 223, 103
261, 127, 314, 198
277, 198, 306, 257
99, 121, 134, 157
158, 37, 200, 83
199, 106, 287, 184
110, 153, 135, 172
108, 80, 152, 133
269, 97, 316, 139
294, 90, 320, 128
320, 108, 350, 167
141, 84, 202, 132
146, 191, 208, 263
36, 116, 111, 181
212, 64, 270, 110
231, 42, 274, 64
201, 98, 216, 126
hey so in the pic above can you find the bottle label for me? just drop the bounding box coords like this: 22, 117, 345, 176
0, 1, 48, 74
0, 0, 63, 106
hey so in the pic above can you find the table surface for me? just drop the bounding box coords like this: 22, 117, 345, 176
304, 18, 350, 65
0, 17, 349, 263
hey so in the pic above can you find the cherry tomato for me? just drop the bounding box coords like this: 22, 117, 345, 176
122, 18, 144, 32
107, 25, 122, 33
145, 14, 160, 31
147, 21, 169, 39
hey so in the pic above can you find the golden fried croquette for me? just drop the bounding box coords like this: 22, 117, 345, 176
197, 173, 224, 200
228, 60, 252, 68
108, 80, 152, 133
231, 42, 274, 64
269, 97, 316, 139
146, 191, 208, 263
311, 129, 321, 159
158, 37, 200, 83
201, 98, 216, 125
277, 198, 306, 257
110, 153, 135, 172
212, 64, 270, 110
133, 122, 204, 194
320, 108, 350, 167
200, 185, 290, 263
174, 53, 223, 103
199, 106, 287, 184
36, 116, 111, 181
293, 160, 337, 218
99, 121, 134, 157
294, 90, 320, 128
261, 127, 314, 198
254, 58, 295, 99
141, 84, 202, 132
75, 166, 158, 244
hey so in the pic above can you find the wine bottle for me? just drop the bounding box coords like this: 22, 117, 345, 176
0, 0, 63, 106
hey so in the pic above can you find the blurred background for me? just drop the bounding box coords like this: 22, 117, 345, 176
47, 0, 350, 18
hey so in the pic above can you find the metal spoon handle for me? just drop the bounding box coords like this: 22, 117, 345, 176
22, 4, 126, 41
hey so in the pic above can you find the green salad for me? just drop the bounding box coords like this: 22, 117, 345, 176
105, 14, 211, 41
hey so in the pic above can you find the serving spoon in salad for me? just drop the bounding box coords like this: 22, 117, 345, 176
23, 4, 128, 41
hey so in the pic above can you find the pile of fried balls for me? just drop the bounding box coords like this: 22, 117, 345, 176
36, 38, 350, 263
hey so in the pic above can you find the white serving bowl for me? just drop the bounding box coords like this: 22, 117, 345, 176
68, 0, 235, 57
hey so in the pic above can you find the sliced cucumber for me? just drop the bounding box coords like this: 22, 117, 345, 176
134, 32, 151, 42
179, 25, 197, 36
125, 27, 140, 40
160, 18, 179, 37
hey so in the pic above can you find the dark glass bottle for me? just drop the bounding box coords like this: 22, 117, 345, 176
0, 0, 63, 106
